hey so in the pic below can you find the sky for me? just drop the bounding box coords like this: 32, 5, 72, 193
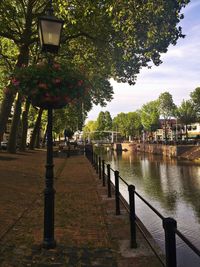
86, 0, 200, 122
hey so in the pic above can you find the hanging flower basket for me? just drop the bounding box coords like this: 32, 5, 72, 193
8, 62, 90, 109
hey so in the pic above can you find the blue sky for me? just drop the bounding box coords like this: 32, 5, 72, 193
86, 0, 200, 122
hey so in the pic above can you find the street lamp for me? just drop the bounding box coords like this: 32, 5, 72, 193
38, 1, 64, 249
38, 1, 63, 54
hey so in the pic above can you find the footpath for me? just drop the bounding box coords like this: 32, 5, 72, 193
0, 149, 162, 267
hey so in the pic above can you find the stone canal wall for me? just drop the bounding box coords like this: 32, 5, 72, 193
115, 142, 200, 160
136, 143, 177, 157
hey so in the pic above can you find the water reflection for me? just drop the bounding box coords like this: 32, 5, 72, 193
99, 149, 200, 254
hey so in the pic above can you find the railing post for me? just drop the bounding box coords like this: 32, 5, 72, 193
163, 217, 177, 267
96, 154, 98, 173
107, 164, 111, 198
102, 160, 105, 187
91, 149, 93, 165
128, 184, 137, 248
98, 156, 101, 179
93, 152, 96, 168
114, 170, 120, 215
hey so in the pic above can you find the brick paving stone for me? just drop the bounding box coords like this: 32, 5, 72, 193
0, 149, 163, 267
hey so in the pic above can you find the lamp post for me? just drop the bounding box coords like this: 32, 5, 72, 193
38, 0, 64, 249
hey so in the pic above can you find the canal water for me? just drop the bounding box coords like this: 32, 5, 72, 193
98, 149, 200, 267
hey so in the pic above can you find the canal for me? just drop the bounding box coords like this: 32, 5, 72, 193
98, 149, 200, 267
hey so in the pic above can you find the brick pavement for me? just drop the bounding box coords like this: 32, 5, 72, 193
0, 149, 163, 267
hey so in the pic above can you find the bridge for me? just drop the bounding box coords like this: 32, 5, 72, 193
84, 130, 121, 143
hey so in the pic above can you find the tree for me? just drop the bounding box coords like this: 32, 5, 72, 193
95, 111, 112, 139
58, 0, 189, 85
112, 112, 141, 140
29, 108, 43, 150
83, 120, 98, 141
158, 92, 176, 141
104, 111, 112, 131
0, 0, 190, 151
176, 100, 197, 141
141, 100, 159, 139
113, 112, 129, 139
126, 112, 142, 139
190, 87, 200, 117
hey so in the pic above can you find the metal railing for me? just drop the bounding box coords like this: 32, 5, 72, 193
85, 146, 200, 267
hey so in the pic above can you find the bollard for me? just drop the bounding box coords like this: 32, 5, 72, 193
107, 164, 111, 198
114, 170, 120, 215
99, 156, 101, 179
163, 217, 177, 267
102, 160, 105, 187
128, 184, 137, 248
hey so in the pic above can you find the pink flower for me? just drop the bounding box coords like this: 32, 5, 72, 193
53, 63, 61, 70
38, 83, 48, 89
77, 80, 83, 86
11, 78, 20, 86
53, 78, 61, 84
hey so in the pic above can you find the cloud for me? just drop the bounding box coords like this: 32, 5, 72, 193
183, 0, 200, 14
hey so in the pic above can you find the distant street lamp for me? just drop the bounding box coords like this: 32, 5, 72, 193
38, 0, 64, 249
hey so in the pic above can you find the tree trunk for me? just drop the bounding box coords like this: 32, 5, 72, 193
7, 93, 22, 153
0, 44, 30, 147
0, 91, 15, 144
29, 108, 43, 150
35, 126, 41, 148
0, 0, 36, 146
42, 124, 47, 147
19, 99, 31, 151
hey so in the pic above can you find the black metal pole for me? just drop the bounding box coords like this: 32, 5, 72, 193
102, 160, 105, 187
163, 217, 177, 267
96, 154, 98, 173
114, 170, 120, 215
98, 156, 101, 179
43, 107, 56, 249
107, 164, 111, 198
128, 184, 137, 248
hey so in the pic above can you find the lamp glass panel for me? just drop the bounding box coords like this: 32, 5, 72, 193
41, 20, 62, 46
38, 26, 43, 46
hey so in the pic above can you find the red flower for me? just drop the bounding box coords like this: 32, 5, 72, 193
11, 78, 20, 86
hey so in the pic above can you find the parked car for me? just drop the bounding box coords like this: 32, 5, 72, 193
1, 141, 8, 150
